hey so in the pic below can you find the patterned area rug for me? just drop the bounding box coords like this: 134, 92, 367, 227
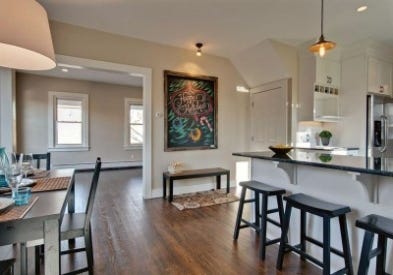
171, 189, 239, 211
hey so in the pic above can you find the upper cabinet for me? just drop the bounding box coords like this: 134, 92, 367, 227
316, 58, 341, 87
298, 54, 341, 122
367, 57, 392, 95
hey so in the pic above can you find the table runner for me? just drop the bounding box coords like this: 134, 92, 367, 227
0, 197, 39, 223
32, 177, 71, 192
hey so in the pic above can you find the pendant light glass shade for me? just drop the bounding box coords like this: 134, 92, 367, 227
309, 0, 335, 57
0, 0, 56, 70
309, 35, 336, 57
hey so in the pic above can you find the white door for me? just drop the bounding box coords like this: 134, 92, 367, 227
250, 81, 290, 151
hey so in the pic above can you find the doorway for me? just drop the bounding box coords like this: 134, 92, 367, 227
250, 79, 291, 151
19, 55, 153, 199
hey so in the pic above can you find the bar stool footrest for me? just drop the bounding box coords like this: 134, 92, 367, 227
266, 217, 281, 227
331, 267, 349, 275
304, 236, 345, 258
244, 199, 255, 203
368, 247, 382, 259
266, 208, 279, 214
287, 244, 324, 267
240, 220, 259, 231
265, 238, 281, 246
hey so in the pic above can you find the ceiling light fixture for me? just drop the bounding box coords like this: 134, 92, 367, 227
61, 68, 69, 73
357, 5, 368, 12
0, 0, 56, 70
309, 0, 336, 57
195, 43, 203, 56
236, 86, 250, 93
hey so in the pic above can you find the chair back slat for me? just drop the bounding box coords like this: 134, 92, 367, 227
84, 157, 102, 229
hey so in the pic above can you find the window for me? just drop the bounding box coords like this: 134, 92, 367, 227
124, 98, 143, 149
48, 92, 89, 151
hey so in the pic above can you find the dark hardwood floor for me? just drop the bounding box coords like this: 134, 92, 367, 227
30, 169, 320, 274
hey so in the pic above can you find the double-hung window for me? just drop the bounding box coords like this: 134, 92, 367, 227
124, 98, 143, 149
48, 92, 89, 151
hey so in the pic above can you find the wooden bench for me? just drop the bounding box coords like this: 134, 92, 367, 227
163, 168, 230, 202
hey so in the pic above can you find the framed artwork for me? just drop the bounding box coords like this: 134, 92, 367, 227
164, 70, 218, 151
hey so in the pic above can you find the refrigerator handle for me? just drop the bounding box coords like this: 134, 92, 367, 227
380, 115, 388, 153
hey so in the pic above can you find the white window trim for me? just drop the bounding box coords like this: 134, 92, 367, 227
124, 97, 143, 150
48, 91, 89, 152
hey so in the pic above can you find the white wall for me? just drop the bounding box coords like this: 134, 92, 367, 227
0, 69, 16, 152
48, 21, 249, 195
16, 73, 143, 168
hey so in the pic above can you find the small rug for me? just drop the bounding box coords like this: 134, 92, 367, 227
171, 189, 239, 211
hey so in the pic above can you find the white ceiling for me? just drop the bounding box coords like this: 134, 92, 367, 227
24, 64, 143, 87
38, 0, 393, 58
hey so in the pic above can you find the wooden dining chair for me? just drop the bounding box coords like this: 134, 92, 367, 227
0, 245, 16, 275
0, 258, 15, 275
31, 153, 51, 171
25, 157, 102, 274
15, 152, 51, 170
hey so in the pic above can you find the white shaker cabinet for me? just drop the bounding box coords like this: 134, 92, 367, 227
298, 54, 341, 122
367, 57, 392, 95
316, 58, 341, 87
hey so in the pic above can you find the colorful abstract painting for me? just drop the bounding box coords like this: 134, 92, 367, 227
164, 70, 218, 151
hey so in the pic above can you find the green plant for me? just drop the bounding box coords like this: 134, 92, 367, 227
319, 154, 332, 162
319, 130, 332, 139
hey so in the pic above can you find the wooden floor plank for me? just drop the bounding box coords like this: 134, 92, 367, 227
28, 169, 320, 274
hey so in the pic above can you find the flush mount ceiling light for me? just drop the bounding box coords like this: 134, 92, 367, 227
309, 0, 336, 57
357, 5, 368, 12
0, 0, 56, 70
195, 43, 203, 56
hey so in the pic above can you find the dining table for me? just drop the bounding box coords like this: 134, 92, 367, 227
0, 168, 75, 274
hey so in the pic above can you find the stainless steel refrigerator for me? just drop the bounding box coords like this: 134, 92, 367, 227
366, 94, 393, 160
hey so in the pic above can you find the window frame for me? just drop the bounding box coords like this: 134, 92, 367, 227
124, 98, 143, 150
48, 91, 89, 152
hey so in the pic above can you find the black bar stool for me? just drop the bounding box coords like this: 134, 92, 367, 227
233, 180, 286, 259
356, 214, 393, 275
276, 193, 353, 275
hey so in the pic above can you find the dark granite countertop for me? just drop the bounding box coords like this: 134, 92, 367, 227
233, 150, 393, 177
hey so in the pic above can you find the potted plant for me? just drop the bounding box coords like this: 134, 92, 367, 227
319, 130, 332, 146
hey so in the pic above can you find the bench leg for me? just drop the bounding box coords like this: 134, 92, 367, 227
163, 175, 167, 199
216, 175, 221, 190
169, 179, 174, 202
226, 172, 230, 193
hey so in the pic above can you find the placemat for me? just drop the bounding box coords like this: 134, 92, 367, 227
0, 197, 39, 223
32, 177, 71, 192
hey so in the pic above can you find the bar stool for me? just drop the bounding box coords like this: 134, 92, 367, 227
233, 180, 286, 259
276, 193, 353, 275
356, 214, 393, 275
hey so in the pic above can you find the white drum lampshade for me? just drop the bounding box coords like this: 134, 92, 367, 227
0, 0, 56, 70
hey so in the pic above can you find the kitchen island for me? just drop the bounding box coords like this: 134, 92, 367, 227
233, 150, 393, 273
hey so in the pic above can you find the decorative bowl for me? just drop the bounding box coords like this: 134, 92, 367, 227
268, 145, 293, 155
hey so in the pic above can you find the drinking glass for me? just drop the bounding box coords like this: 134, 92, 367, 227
5, 163, 22, 200
21, 154, 33, 178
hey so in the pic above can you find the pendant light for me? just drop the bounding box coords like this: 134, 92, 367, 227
309, 0, 336, 57
0, 0, 56, 70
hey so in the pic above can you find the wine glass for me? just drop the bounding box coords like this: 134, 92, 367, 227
5, 162, 22, 200
21, 154, 33, 178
